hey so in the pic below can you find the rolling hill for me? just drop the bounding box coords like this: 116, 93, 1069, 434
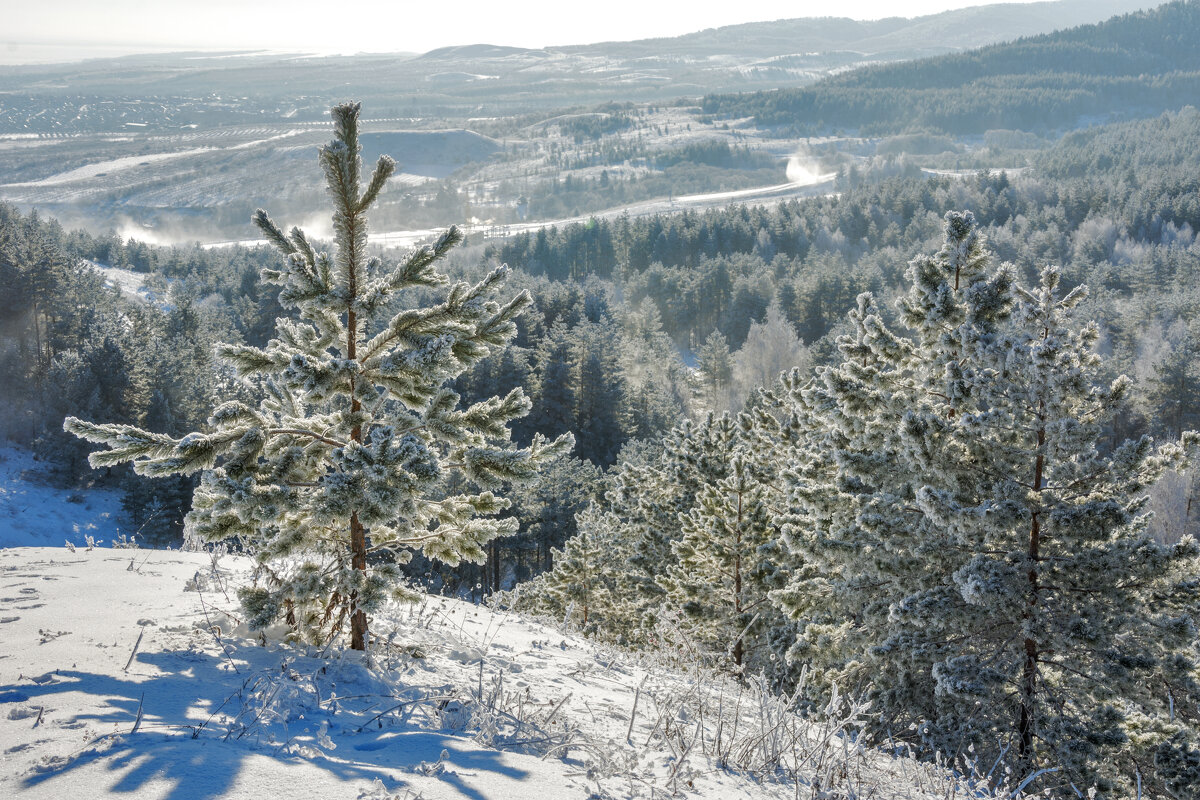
701, 0, 1200, 135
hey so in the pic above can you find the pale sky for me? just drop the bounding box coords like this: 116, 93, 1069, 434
1, 1, 1056, 63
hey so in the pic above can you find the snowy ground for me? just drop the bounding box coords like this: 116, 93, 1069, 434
82, 260, 174, 306
0, 448, 126, 549
0, 545, 997, 800
0, 450, 990, 799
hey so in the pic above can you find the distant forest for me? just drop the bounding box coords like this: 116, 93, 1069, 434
3, 107, 1200, 587
701, 1, 1200, 135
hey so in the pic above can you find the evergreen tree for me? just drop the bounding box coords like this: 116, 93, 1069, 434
66, 103, 571, 650
505, 454, 601, 574
573, 319, 627, 465
696, 329, 733, 411
517, 503, 624, 633
1146, 331, 1200, 436
531, 322, 577, 440
776, 211, 1200, 795
661, 451, 773, 670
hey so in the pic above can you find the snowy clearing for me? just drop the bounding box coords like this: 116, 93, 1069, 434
0, 546, 989, 800
81, 260, 171, 305
0, 448, 126, 549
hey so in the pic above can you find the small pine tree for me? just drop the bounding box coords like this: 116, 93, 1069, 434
518, 503, 621, 633
661, 451, 773, 670
624, 415, 736, 607
66, 103, 571, 650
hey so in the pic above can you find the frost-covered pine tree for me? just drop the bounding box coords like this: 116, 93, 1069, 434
696, 329, 734, 411
776, 211, 1200, 796
625, 415, 737, 608
660, 451, 773, 670
66, 103, 571, 651
522, 415, 744, 648
515, 503, 626, 634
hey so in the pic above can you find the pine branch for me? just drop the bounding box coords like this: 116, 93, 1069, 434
63, 417, 179, 466
252, 209, 295, 255
357, 155, 396, 213
265, 428, 347, 448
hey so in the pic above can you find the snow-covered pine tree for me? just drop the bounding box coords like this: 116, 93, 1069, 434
624, 415, 736, 608
522, 418, 743, 648
775, 211, 1200, 796
66, 102, 571, 651
660, 449, 773, 670
515, 503, 624, 634
696, 329, 733, 411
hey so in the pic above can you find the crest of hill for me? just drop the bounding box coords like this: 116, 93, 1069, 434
701, 0, 1200, 135
417, 44, 547, 60
562, 0, 1147, 58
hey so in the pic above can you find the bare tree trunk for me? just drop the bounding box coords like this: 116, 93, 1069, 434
349, 511, 368, 650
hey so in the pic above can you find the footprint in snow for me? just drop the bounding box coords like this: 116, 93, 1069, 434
7, 705, 41, 720
30, 754, 70, 773
354, 741, 389, 752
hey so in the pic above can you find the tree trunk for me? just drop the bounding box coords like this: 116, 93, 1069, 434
346, 222, 368, 648
733, 489, 744, 669
491, 539, 501, 594
1019, 419, 1046, 769
349, 511, 368, 650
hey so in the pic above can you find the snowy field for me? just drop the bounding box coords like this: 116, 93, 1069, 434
0, 544, 995, 800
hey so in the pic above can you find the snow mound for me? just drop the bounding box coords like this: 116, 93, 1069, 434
0, 548, 984, 799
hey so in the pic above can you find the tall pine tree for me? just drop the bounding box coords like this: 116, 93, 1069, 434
67, 103, 570, 650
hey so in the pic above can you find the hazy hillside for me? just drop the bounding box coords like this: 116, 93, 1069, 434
702, 0, 1200, 134
575, 0, 1147, 58
0, 0, 1150, 130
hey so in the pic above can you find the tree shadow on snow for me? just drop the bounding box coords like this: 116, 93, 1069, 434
1, 645, 528, 800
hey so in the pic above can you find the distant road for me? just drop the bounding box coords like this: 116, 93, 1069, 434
496, 174, 839, 233
203, 173, 838, 250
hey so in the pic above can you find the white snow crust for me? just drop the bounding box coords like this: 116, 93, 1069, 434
0, 544, 991, 800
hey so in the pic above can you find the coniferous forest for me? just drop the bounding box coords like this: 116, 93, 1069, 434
4, 4, 1200, 799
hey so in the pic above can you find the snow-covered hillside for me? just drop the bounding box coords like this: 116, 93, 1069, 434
0, 448, 126, 549
0, 546, 990, 800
